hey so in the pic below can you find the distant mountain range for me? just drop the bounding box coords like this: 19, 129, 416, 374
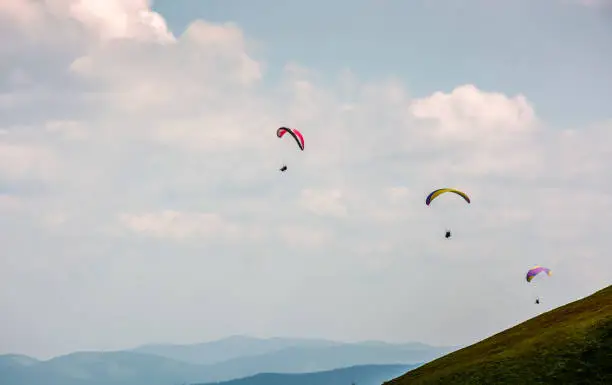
132, 335, 342, 365
195, 364, 419, 385
0, 336, 457, 385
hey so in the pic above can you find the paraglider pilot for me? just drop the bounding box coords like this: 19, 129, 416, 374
535, 298, 540, 305
279, 164, 287, 172
445, 230, 452, 239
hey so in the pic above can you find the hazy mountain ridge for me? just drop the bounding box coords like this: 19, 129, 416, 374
0, 336, 455, 385
194, 364, 420, 385
0, 351, 206, 385
0, 354, 40, 368
203, 342, 453, 378
133, 335, 343, 365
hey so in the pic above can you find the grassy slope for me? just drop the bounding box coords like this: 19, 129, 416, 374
385, 285, 612, 385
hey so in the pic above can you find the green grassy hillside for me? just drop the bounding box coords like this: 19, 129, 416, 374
385, 285, 612, 385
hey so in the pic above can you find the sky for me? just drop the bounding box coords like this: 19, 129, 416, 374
1, 0, 611, 360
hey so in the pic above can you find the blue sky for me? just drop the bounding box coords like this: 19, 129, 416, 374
153, 0, 612, 126
1, 0, 611, 359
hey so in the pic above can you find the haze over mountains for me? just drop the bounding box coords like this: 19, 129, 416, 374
195, 364, 418, 385
133, 335, 342, 365
0, 336, 456, 385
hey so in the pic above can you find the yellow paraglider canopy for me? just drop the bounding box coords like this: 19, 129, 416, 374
425, 188, 471, 206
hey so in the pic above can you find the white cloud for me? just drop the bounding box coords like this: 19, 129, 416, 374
277, 224, 332, 248
409, 84, 537, 140
385, 186, 411, 202
44, 120, 89, 140
0, 0, 611, 359
0, 1, 44, 28
0, 0, 173, 45
67, 0, 175, 43
118, 210, 243, 240
42, 211, 69, 227
299, 188, 348, 218
0, 143, 58, 181
0, 194, 24, 212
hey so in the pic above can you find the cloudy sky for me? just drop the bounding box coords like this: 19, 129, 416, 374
1, 0, 611, 359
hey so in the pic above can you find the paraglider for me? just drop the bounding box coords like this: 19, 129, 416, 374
276, 127, 304, 172
526, 266, 552, 305
276, 127, 305, 151
425, 188, 471, 206
526, 266, 552, 282
425, 188, 470, 238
